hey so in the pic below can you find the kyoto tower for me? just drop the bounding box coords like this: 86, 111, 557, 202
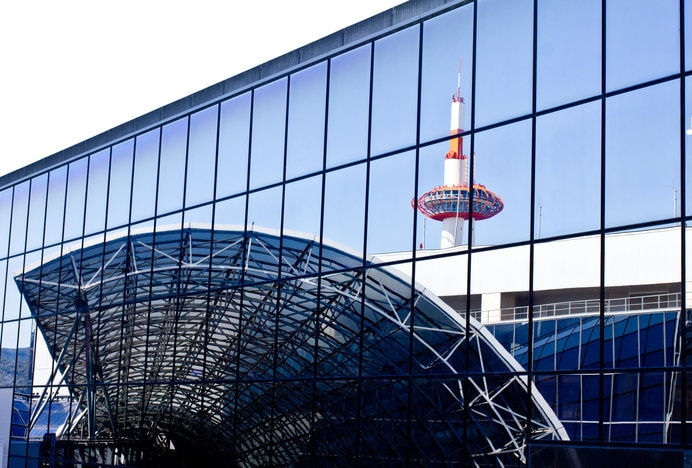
413, 69, 503, 249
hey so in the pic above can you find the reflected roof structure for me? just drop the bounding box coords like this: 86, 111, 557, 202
15, 226, 566, 465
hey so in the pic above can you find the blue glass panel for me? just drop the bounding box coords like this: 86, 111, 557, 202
327, 44, 371, 168
415, 142, 447, 249
476, 0, 533, 127
218, 93, 251, 198
420, 3, 474, 144
623, 315, 639, 334
3, 256, 24, 323
186, 105, 219, 208
63, 159, 88, 242
283, 175, 321, 240
537, 0, 601, 110
84, 149, 110, 235
610, 422, 636, 441
44, 167, 67, 247
612, 373, 638, 421
613, 315, 628, 336
638, 423, 665, 443
367, 151, 415, 255
474, 120, 532, 246
606, 0, 679, 91
488, 323, 515, 350
247, 186, 282, 236
640, 323, 665, 368
323, 164, 366, 253
535, 375, 556, 406
514, 324, 528, 357
107, 139, 134, 230
0, 189, 12, 257
581, 374, 602, 420
581, 423, 599, 441
158, 117, 188, 215
563, 328, 581, 352
534, 319, 556, 340
214, 196, 245, 230
581, 340, 600, 369
639, 372, 665, 420
183, 204, 212, 226
250, 79, 287, 190
557, 347, 579, 370
617, 333, 638, 367
131, 129, 160, 223
9, 182, 29, 256
371, 26, 419, 156
687, 0, 692, 71
606, 81, 680, 227
286, 62, 327, 180
534, 356, 553, 372
535, 102, 601, 238
26, 174, 48, 252
557, 375, 581, 420
0, 260, 6, 322
664, 316, 677, 364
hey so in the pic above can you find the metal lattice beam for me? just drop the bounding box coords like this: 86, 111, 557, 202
15, 225, 567, 465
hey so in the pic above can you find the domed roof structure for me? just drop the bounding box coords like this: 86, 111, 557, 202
16, 226, 566, 465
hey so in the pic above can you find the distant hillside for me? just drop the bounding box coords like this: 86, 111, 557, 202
0, 347, 32, 388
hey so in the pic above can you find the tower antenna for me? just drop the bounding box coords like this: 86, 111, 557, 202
456, 59, 462, 101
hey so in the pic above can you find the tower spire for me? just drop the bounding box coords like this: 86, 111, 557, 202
455, 59, 462, 102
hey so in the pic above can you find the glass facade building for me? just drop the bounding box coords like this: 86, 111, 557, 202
1, 0, 691, 465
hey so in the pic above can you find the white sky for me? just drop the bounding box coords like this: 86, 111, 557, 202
0, 0, 403, 178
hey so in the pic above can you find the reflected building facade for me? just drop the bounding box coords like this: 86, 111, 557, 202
0, 0, 691, 466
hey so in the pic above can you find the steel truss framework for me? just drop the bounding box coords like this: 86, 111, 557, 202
15, 226, 567, 466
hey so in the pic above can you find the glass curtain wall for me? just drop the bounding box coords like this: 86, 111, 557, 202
0, 0, 690, 465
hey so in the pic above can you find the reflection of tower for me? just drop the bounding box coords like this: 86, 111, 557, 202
413, 69, 503, 249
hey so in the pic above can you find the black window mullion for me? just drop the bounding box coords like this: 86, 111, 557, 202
199, 102, 222, 443
599, 0, 608, 444
309, 55, 331, 463
463, 0, 480, 459
679, 0, 688, 446
137, 126, 161, 434
525, 0, 539, 458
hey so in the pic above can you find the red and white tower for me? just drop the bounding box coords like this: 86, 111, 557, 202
413, 68, 503, 249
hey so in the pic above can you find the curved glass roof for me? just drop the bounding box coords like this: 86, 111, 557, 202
16, 226, 566, 465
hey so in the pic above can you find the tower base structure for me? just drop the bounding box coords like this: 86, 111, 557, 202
441, 217, 465, 249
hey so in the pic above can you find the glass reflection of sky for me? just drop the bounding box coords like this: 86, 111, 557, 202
0, 0, 685, 354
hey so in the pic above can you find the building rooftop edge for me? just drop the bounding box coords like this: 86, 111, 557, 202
0, 0, 469, 190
